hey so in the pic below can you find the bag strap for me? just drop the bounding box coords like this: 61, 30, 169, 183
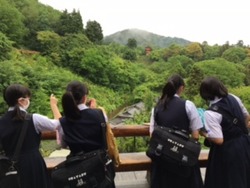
153, 105, 190, 139
209, 105, 248, 134
0, 139, 4, 155
153, 105, 159, 127
11, 114, 31, 162
96, 109, 108, 151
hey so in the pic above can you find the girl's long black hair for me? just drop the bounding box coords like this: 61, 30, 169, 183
158, 74, 185, 110
62, 81, 89, 120
3, 84, 31, 120
200, 76, 228, 101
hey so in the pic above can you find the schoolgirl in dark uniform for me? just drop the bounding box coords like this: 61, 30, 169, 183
50, 81, 115, 187
149, 74, 204, 188
0, 84, 58, 188
199, 76, 250, 188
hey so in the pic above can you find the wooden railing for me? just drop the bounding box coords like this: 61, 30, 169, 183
43, 124, 209, 173
41, 124, 150, 139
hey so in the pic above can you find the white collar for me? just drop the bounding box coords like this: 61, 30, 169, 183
77, 104, 89, 110
8, 106, 27, 112
174, 94, 180, 97
209, 96, 222, 106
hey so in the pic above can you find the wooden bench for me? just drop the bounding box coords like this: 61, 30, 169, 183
42, 125, 209, 173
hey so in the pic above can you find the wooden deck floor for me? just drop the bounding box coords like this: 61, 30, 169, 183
115, 171, 149, 188
115, 168, 206, 188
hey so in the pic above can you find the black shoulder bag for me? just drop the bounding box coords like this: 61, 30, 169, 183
146, 107, 201, 177
51, 109, 115, 188
0, 115, 30, 188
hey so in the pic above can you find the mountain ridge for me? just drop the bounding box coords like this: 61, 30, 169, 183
103, 28, 191, 48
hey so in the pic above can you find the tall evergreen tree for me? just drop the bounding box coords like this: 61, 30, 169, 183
71, 9, 84, 33
56, 9, 84, 36
85, 20, 103, 44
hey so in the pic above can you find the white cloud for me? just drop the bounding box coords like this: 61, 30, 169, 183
39, 0, 250, 46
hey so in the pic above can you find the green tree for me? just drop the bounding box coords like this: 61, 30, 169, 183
0, 32, 13, 61
36, 31, 61, 55
122, 48, 137, 61
0, 0, 27, 46
56, 9, 84, 36
22, 3, 61, 49
149, 49, 163, 62
185, 65, 204, 99
246, 48, 250, 58
202, 44, 221, 60
127, 38, 137, 48
222, 47, 247, 63
236, 40, 244, 47
58, 33, 92, 67
68, 46, 143, 91
168, 55, 194, 71
60, 33, 92, 51
196, 58, 245, 87
163, 44, 183, 61
148, 61, 169, 75
185, 42, 203, 61
166, 60, 186, 77
219, 41, 230, 56
70, 9, 84, 33
230, 86, 250, 112
85, 20, 103, 44
239, 58, 250, 85
132, 84, 156, 110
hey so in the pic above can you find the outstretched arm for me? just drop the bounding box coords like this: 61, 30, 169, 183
50, 94, 62, 119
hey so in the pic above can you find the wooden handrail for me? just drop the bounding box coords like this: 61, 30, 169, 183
41, 124, 150, 140
110, 125, 149, 137
42, 131, 56, 140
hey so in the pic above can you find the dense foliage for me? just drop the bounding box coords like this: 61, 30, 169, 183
1, 0, 250, 154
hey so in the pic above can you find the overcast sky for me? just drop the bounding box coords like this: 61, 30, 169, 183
38, 0, 250, 46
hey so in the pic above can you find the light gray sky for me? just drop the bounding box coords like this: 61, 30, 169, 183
38, 0, 250, 46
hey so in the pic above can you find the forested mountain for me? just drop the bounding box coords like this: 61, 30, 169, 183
103, 28, 191, 48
